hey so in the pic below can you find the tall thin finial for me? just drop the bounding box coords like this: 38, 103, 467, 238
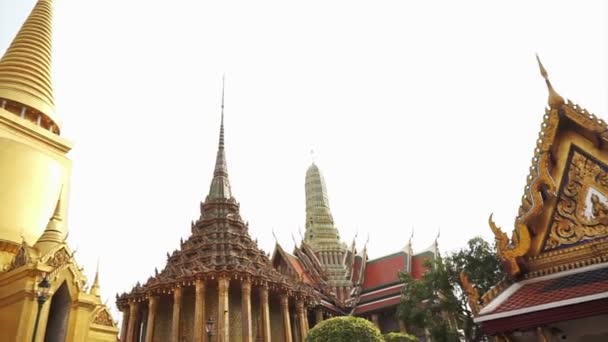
90, 257, 101, 296
219, 73, 226, 149
310, 149, 315, 164
535, 54, 564, 109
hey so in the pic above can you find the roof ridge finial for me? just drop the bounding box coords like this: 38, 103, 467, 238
535, 54, 564, 109
90, 257, 101, 296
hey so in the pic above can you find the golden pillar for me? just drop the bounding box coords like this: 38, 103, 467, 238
171, 287, 183, 342
126, 301, 139, 342
371, 314, 379, 329
259, 286, 271, 342
194, 279, 206, 342
241, 279, 253, 342
120, 307, 130, 342
314, 307, 323, 325
218, 277, 230, 342
296, 299, 307, 340
280, 294, 293, 342
145, 296, 158, 342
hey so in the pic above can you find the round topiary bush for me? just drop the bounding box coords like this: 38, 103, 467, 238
384, 332, 419, 342
306, 316, 384, 342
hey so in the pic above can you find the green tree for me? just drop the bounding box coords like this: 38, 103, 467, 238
384, 332, 419, 342
398, 257, 462, 342
397, 236, 504, 342
306, 316, 384, 342
445, 236, 504, 342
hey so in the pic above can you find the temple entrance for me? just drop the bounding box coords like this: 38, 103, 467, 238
44, 281, 71, 342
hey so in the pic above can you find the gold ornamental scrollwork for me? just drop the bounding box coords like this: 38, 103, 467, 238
489, 152, 556, 276
545, 148, 608, 250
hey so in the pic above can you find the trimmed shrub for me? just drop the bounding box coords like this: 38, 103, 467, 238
306, 316, 384, 342
384, 332, 419, 342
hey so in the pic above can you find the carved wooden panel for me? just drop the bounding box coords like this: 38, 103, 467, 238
545, 146, 608, 250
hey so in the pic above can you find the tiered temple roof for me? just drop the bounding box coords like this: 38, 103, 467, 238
117, 99, 316, 307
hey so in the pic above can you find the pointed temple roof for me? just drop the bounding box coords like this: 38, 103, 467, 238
207, 79, 232, 201
304, 162, 344, 251
34, 190, 67, 255
0, 0, 59, 128
90, 259, 101, 297
118, 92, 315, 304
464, 57, 608, 335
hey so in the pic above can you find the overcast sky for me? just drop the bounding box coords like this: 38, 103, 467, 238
1, 0, 607, 320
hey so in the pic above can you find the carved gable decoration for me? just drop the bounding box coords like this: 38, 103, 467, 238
92, 307, 115, 327
47, 247, 71, 268
545, 146, 608, 250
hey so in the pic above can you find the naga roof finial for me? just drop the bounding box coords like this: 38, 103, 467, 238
536, 54, 564, 109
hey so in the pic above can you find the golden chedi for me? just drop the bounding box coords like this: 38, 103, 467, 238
0, 0, 69, 268
0, 1, 118, 341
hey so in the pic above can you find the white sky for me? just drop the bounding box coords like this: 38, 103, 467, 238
1, 0, 607, 320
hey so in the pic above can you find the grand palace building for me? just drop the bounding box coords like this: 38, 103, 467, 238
2, 1, 607, 342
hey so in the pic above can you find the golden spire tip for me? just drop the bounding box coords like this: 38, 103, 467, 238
535, 54, 564, 108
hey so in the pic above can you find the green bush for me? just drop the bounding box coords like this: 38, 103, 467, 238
384, 332, 419, 342
306, 316, 384, 342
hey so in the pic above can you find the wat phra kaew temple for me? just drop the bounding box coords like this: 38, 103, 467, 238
0, 0, 118, 341
116, 83, 439, 341
3, 1, 608, 342
462, 58, 608, 341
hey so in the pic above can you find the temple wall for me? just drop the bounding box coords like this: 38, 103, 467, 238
251, 290, 261, 339
205, 286, 219, 337
229, 288, 243, 341
269, 296, 283, 341
182, 288, 195, 342
153, 295, 172, 342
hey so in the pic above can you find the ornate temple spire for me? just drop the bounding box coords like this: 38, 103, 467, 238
536, 54, 564, 109
90, 259, 101, 297
207, 76, 232, 201
0, 0, 59, 127
34, 189, 67, 254
304, 162, 343, 250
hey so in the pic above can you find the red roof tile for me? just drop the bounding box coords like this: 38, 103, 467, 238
354, 295, 401, 315
362, 253, 406, 290
483, 265, 608, 316
286, 254, 314, 285
411, 255, 429, 280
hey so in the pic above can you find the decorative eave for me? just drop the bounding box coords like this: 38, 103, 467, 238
488, 57, 607, 278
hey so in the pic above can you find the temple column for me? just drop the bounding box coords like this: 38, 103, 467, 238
536, 326, 551, 342
260, 286, 271, 342
371, 314, 379, 329
280, 295, 293, 342
241, 279, 253, 342
194, 280, 206, 342
218, 277, 230, 342
315, 307, 323, 325
171, 287, 182, 342
296, 299, 307, 340
126, 301, 139, 342
145, 296, 158, 342
120, 307, 130, 342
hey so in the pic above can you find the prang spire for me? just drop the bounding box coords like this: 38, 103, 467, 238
207, 76, 232, 200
